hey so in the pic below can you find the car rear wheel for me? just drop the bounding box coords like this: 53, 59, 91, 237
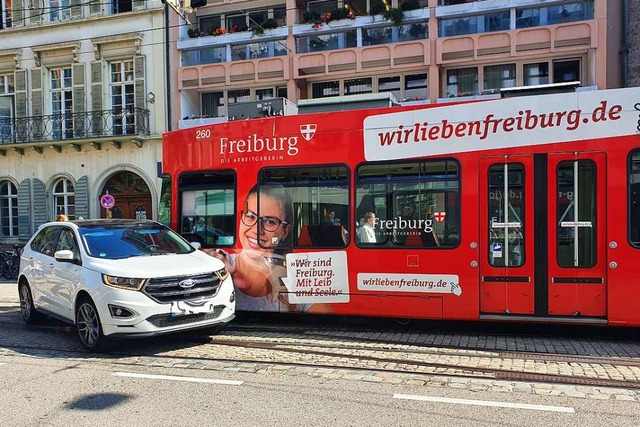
18, 280, 44, 324
75, 297, 109, 352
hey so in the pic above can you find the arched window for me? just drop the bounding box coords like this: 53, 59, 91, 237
0, 180, 18, 237
53, 178, 75, 220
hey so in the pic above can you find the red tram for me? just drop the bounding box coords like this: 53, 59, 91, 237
162, 87, 640, 326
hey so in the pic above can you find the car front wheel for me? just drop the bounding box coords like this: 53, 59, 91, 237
75, 297, 109, 352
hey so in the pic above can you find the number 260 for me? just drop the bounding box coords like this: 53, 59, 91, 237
196, 129, 211, 139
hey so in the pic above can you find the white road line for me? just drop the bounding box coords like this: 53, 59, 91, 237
0, 362, 6, 366
393, 394, 575, 413
113, 372, 243, 385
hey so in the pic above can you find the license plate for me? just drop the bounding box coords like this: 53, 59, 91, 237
170, 300, 213, 317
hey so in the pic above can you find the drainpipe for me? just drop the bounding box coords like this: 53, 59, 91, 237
165, 2, 172, 131
622, 0, 629, 87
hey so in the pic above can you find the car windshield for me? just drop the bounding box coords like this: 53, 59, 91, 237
78, 223, 195, 259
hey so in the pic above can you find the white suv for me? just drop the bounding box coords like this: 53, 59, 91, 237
18, 219, 235, 352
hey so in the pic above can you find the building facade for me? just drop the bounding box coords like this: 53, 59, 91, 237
0, 1, 168, 244
172, 0, 624, 128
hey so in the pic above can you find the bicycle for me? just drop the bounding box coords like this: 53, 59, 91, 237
2, 245, 23, 281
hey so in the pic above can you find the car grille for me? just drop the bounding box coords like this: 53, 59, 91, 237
146, 305, 226, 328
143, 271, 224, 303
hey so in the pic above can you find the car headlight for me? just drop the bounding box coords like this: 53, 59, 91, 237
215, 268, 230, 282
102, 274, 147, 290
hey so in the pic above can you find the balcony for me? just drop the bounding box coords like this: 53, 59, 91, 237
178, 8, 429, 88
437, 0, 595, 37
0, 108, 150, 146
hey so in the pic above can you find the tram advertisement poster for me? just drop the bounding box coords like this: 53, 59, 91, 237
281, 251, 350, 304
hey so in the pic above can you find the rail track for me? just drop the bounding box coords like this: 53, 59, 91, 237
1, 308, 639, 391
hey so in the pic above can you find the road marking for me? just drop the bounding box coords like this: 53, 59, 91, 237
393, 394, 575, 413
113, 372, 243, 385
0, 363, 6, 366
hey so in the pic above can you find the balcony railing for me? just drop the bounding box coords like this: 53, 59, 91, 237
0, 107, 150, 145
437, 0, 594, 37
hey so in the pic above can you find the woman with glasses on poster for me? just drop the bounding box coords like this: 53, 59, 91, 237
210, 184, 332, 313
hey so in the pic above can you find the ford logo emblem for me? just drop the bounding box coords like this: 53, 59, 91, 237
178, 278, 197, 288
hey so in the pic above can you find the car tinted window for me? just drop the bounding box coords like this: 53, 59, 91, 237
31, 226, 62, 257
79, 224, 194, 259
55, 228, 80, 259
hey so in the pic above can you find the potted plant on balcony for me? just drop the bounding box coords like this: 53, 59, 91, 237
187, 27, 205, 38
250, 18, 279, 36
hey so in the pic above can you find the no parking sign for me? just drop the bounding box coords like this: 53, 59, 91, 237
100, 194, 115, 209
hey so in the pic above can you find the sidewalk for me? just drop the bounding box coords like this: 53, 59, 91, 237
0, 280, 17, 303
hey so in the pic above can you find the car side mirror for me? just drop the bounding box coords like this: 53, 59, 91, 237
54, 249, 78, 264
191, 241, 202, 250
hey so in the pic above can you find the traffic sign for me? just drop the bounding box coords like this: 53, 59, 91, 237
100, 194, 116, 209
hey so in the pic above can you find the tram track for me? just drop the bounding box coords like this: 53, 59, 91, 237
2, 308, 640, 391
1, 329, 640, 392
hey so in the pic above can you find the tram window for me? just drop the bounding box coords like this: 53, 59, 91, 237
629, 151, 640, 248
177, 171, 236, 247
259, 166, 349, 249
355, 160, 460, 248
556, 160, 596, 268
487, 164, 525, 267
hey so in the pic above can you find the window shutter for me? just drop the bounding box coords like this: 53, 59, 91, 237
75, 176, 89, 219
134, 55, 146, 110
11, 0, 24, 27
31, 68, 43, 139
14, 70, 27, 142
32, 179, 47, 227
70, 0, 83, 19
17, 179, 32, 240
133, 0, 145, 11
90, 0, 102, 15
30, 0, 43, 25
91, 61, 103, 136
72, 63, 86, 137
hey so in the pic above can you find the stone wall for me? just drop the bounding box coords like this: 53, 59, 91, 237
628, 0, 640, 87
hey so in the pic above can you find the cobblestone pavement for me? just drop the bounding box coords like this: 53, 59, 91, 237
2, 282, 640, 403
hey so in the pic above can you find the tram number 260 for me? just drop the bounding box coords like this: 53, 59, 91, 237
195, 129, 211, 139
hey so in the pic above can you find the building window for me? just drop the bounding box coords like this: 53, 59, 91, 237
0, 180, 18, 238
345, 78, 372, 96
483, 64, 516, 94
110, 60, 135, 135
553, 59, 580, 83
113, 0, 132, 14
1, 0, 12, 29
50, 67, 73, 139
446, 67, 478, 97
378, 76, 401, 101
404, 74, 427, 101
256, 88, 274, 100
0, 74, 13, 143
312, 81, 340, 98
227, 89, 250, 104
199, 15, 221, 34
53, 178, 75, 220
524, 62, 549, 86
49, 0, 70, 22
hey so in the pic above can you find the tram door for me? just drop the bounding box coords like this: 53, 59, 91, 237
546, 152, 606, 317
479, 156, 535, 315
479, 152, 607, 317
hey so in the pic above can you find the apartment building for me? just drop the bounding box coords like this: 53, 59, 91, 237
0, 1, 167, 243
173, 0, 624, 127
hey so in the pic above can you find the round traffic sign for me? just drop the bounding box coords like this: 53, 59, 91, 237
100, 194, 116, 209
